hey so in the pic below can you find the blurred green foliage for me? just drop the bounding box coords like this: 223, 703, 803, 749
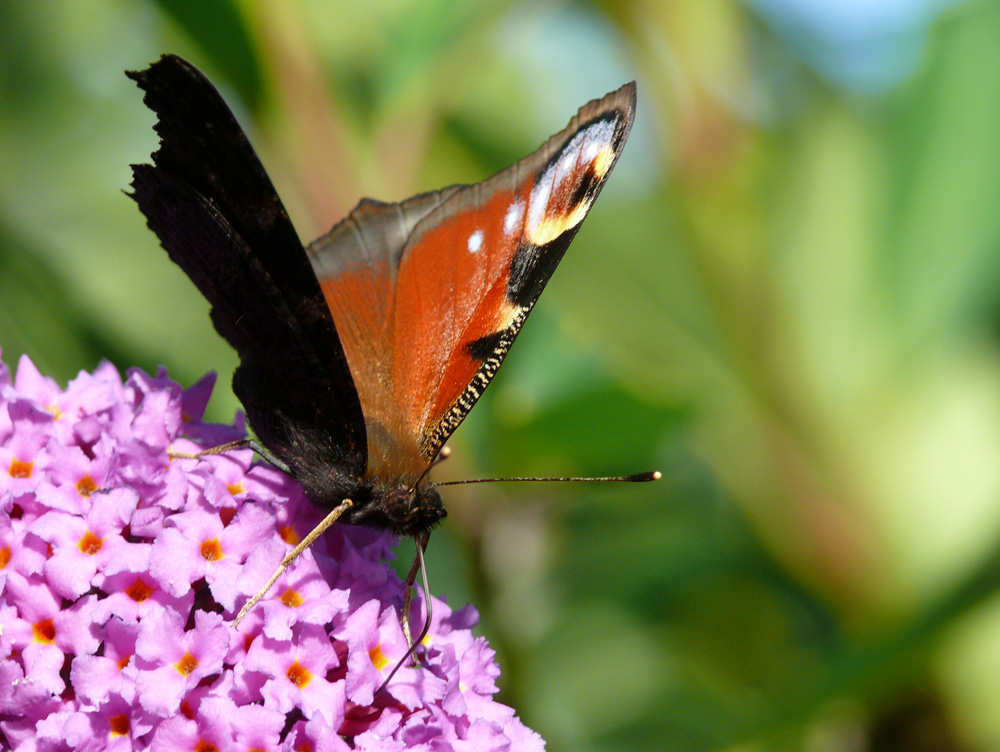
4, 0, 1000, 750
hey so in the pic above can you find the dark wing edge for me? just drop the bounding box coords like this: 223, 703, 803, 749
420, 81, 637, 459
127, 54, 367, 471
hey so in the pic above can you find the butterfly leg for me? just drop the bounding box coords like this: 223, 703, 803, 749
170, 438, 292, 474
233, 498, 354, 628
169, 439, 250, 459
377, 535, 432, 697
400, 532, 432, 650
400, 558, 420, 649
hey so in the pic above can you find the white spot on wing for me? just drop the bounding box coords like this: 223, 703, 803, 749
467, 229, 483, 254
526, 172, 554, 241
504, 200, 524, 235
559, 150, 577, 175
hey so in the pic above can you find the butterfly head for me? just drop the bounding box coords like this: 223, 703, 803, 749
384, 483, 446, 536
345, 479, 446, 536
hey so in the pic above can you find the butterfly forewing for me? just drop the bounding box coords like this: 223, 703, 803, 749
129, 55, 368, 485
309, 84, 636, 474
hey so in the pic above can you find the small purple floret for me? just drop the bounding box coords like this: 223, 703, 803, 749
0, 349, 544, 751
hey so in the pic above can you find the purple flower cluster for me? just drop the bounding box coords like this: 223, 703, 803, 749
0, 350, 544, 751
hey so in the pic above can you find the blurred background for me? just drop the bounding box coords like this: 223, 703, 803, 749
4, 0, 1000, 749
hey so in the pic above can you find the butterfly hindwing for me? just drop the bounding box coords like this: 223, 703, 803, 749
307, 188, 464, 480
310, 84, 636, 475
128, 55, 368, 486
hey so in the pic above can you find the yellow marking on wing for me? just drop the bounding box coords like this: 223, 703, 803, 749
525, 144, 614, 247
526, 200, 593, 247
592, 144, 615, 178
497, 301, 522, 331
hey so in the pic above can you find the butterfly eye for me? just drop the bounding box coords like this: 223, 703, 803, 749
378, 486, 446, 536
384, 488, 414, 519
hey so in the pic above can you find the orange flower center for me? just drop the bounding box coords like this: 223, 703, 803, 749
0, 546, 10, 569
194, 742, 219, 752
78, 530, 104, 556
286, 659, 313, 688
33, 618, 56, 644
109, 714, 130, 736
126, 577, 155, 602
76, 474, 98, 497
279, 588, 304, 608
226, 481, 245, 495
369, 644, 390, 671
8, 458, 33, 479
174, 651, 198, 676
200, 538, 223, 561
279, 525, 300, 545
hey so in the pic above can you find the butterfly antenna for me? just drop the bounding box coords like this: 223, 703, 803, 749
435, 470, 661, 487
376, 535, 432, 697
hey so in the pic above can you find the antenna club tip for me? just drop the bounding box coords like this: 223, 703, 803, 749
439, 446, 452, 458
627, 471, 660, 482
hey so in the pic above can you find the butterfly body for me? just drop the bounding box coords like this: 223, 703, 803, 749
129, 55, 635, 537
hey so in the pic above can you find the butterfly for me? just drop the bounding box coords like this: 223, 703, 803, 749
128, 55, 649, 632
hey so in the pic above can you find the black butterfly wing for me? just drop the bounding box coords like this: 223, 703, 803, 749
128, 55, 367, 493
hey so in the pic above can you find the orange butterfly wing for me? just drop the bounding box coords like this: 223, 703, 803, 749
310, 83, 636, 482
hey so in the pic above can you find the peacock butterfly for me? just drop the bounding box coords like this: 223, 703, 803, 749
127, 55, 647, 627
